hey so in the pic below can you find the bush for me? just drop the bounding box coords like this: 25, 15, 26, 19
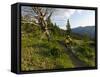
49, 47, 61, 58
75, 44, 95, 66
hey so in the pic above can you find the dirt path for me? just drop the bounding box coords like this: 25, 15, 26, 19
58, 40, 87, 67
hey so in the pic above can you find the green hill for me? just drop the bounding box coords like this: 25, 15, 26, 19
21, 21, 95, 71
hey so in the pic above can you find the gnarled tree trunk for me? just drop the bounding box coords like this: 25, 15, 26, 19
32, 7, 53, 41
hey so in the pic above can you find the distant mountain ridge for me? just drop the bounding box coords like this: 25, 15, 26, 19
72, 26, 95, 39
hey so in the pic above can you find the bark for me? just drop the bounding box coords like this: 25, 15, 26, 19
32, 7, 53, 41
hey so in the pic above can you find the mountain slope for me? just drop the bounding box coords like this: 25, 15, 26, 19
72, 26, 95, 39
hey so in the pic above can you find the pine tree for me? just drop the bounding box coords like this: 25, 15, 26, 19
65, 19, 72, 47
66, 19, 71, 35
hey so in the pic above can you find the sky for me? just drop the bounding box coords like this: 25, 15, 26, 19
21, 6, 95, 30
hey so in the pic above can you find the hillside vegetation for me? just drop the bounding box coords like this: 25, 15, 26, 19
21, 20, 95, 71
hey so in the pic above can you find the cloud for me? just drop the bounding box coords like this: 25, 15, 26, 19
53, 9, 86, 19
52, 9, 85, 21
65, 9, 75, 18
52, 9, 76, 19
64, 9, 86, 18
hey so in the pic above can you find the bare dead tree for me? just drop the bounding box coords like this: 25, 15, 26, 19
32, 7, 53, 41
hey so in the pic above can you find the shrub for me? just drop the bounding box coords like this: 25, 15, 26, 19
49, 47, 61, 58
